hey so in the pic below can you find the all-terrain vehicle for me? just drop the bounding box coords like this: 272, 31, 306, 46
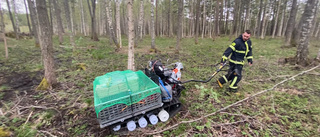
93, 60, 185, 131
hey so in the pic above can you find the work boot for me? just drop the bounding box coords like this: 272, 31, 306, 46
227, 88, 240, 96
217, 80, 223, 88
227, 87, 238, 93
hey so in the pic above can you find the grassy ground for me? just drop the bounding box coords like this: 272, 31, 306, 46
0, 35, 319, 137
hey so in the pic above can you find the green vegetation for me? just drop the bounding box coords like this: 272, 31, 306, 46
0, 35, 319, 136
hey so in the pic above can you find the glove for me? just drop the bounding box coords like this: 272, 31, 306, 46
221, 58, 227, 64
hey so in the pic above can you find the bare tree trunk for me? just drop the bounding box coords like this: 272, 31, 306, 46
106, 0, 119, 50
277, 0, 287, 37
48, 0, 53, 34
284, 0, 298, 46
194, 0, 200, 44
87, 0, 99, 41
310, 1, 319, 36
6, 0, 19, 39
135, 0, 144, 47
272, 0, 281, 38
0, 3, 8, 59
168, 0, 172, 37
71, 1, 75, 35
256, 0, 263, 37
176, 0, 183, 53
116, 0, 122, 48
260, 0, 270, 39
80, 0, 87, 36
209, 2, 213, 37
64, 0, 75, 48
189, 0, 193, 37
127, 0, 135, 70
27, 0, 39, 47
315, 22, 320, 37
225, 0, 230, 35
151, 0, 156, 50
53, 0, 64, 44
219, 0, 224, 34
155, 0, 159, 36
215, 0, 220, 36
36, 0, 57, 87
232, 0, 239, 35
12, 0, 20, 33
244, 0, 251, 31
317, 49, 320, 60
296, 0, 317, 66
202, 0, 206, 38
23, 0, 32, 34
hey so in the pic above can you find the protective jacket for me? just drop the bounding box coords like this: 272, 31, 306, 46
221, 35, 253, 65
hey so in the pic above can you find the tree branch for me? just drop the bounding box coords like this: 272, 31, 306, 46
143, 64, 320, 135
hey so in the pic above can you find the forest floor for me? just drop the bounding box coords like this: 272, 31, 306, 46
0, 35, 320, 137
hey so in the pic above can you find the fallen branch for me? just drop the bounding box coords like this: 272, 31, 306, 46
143, 64, 320, 135
23, 111, 33, 128
249, 75, 291, 82
0, 108, 3, 116
211, 120, 247, 127
38, 130, 57, 137
72, 95, 82, 107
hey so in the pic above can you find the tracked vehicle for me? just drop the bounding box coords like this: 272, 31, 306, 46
93, 60, 184, 131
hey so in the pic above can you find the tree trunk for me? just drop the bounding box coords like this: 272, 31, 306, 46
79, 0, 86, 35
106, 0, 119, 50
0, 3, 8, 59
127, 0, 135, 70
260, 0, 269, 39
53, 0, 64, 44
151, 0, 156, 50
255, 0, 263, 37
272, 0, 281, 38
317, 48, 320, 60
284, 0, 298, 46
277, 0, 287, 37
168, 0, 172, 37
48, 0, 53, 34
215, 0, 220, 35
36, 0, 57, 87
225, 0, 230, 35
87, 0, 99, 41
116, 0, 122, 48
219, 0, 224, 34
194, 0, 200, 44
296, 0, 317, 66
27, 0, 39, 47
315, 22, 320, 37
64, 0, 75, 48
244, 0, 251, 31
189, 0, 193, 37
135, 0, 144, 47
23, 0, 32, 34
6, 0, 19, 39
202, 0, 206, 38
71, 1, 76, 35
12, 0, 20, 34
310, 1, 319, 36
176, 0, 183, 53
155, 0, 158, 36
232, 0, 239, 35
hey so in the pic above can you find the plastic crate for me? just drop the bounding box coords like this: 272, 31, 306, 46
97, 95, 132, 127
131, 93, 162, 115
93, 70, 161, 119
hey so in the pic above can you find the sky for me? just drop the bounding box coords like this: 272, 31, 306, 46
0, 0, 27, 14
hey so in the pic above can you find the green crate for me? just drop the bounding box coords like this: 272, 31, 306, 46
93, 70, 161, 117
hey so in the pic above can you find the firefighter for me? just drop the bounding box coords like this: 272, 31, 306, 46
217, 30, 253, 93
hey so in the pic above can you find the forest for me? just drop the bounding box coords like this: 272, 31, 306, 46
0, 0, 320, 136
